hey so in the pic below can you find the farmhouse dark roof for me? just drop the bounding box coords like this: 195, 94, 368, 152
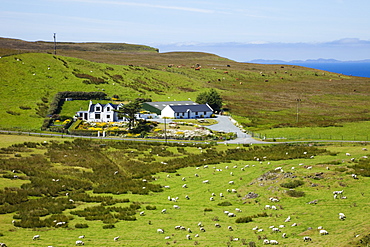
168, 104, 213, 113
89, 103, 120, 112
144, 101, 197, 111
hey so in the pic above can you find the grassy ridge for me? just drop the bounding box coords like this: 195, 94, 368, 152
0, 136, 368, 246
0, 38, 369, 138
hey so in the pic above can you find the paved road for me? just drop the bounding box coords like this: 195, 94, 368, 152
206, 115, 266, 144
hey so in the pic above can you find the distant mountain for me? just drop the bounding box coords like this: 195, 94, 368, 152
248, 58, 370, 64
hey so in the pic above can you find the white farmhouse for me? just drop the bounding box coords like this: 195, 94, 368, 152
161, 103, 213, 119
76, 100, 124, 122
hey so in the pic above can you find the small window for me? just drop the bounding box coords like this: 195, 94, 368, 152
95, 113, 101, 119
107, 107, 110, 111
96, 107, 101, 111
107, 115, 110, 119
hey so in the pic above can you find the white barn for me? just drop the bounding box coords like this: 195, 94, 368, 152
76, 101, 124, 122
161, 103, 213, 119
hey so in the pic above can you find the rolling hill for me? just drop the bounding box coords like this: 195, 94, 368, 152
0, 38, 369, 138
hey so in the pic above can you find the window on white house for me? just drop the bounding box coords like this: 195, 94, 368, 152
96, 107, 101, 111
107, 107, 110, 111
95, 113, 101, 119
107, 115, 110, 119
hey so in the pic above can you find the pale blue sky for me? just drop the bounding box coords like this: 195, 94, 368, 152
1, 0, 369, 61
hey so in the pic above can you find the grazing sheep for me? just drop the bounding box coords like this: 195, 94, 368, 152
320, 230, 328, 235
291, 223, 297, 227
346, 153, 351, 156
140, 211, 145, 216
185, 195, 190, 200
195, 234, 199, 238
182, 177, 186, 181
164, 236, 171, 240
228, 226, 233, 231
284, 216, 291, 222
220, 193, 224, 197
161, 209, 167, 214
317, 226, 323, 230
75, 240, 84, 246
265, 205, 271, 209
157, 228, 164, 234
78, 235, 85, 239
282, 233, 287, 238
186, 234, 192, 240
272, 227, 280, 232
229, 181, 235, 184
339, 213, 346, 220
270, 240, 279, 245
33, 235, 40, 240
352, 174, 358, 179
200, 227, 206, 232
257, 229, 264, 232
303, 236, 312, 242
231, 189, 237, 193
203, 180, 209, 184
0, 243, 7, 247
182, 184, 188, 188
173, 205, 180, 209
114, 236, 120, 241
271, 205, 277, 210
215, 223, 221, 228
195, 173, 199, 177
210, 197, 214, 201
228, 212, 236, 217
263, 239, 270, 244
198, 222, 203, 227
187, 228, 192, 233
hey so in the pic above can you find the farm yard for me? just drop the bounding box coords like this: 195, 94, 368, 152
0, 135, 369, 246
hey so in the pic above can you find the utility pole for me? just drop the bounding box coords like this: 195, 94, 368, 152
164, 117, 167, 144
296, 98, 301, 123
53, 33, 57, 55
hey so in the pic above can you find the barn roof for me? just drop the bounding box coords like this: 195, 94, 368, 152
144, 101, 198, 111
168, 104, 213, 113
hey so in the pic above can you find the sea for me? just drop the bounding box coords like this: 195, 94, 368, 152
285, 62, 370, 78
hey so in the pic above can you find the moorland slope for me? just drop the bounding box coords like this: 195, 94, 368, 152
0, 38, 369, 138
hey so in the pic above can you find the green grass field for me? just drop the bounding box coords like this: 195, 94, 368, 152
1, 46, 369, 140
0, 135, 368, 246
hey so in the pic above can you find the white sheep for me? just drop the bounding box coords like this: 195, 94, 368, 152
229, 181, 234, 185
182, 184, 188, 188
320, 229, 328, 235
157, 228, 164, 234
203, 180, 209, 184
282, 233, 287, 238
78, 235, 85, 239
228, 212, 236, 217
270, 240, 279, 245
228, 226, 233, 231
33, 235, 40, 240
186, 234, 192, 240
140, 211, 145, 216
284, 216, 291, 222
161, 209, 167, 214
303, 236, 312, 242
210, 197, 214, 201
272, 227, 280, 232
173, 205, 180, 209
114, 236, 120, 241
263, 239, 270, 245
75, 240, 84, 246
